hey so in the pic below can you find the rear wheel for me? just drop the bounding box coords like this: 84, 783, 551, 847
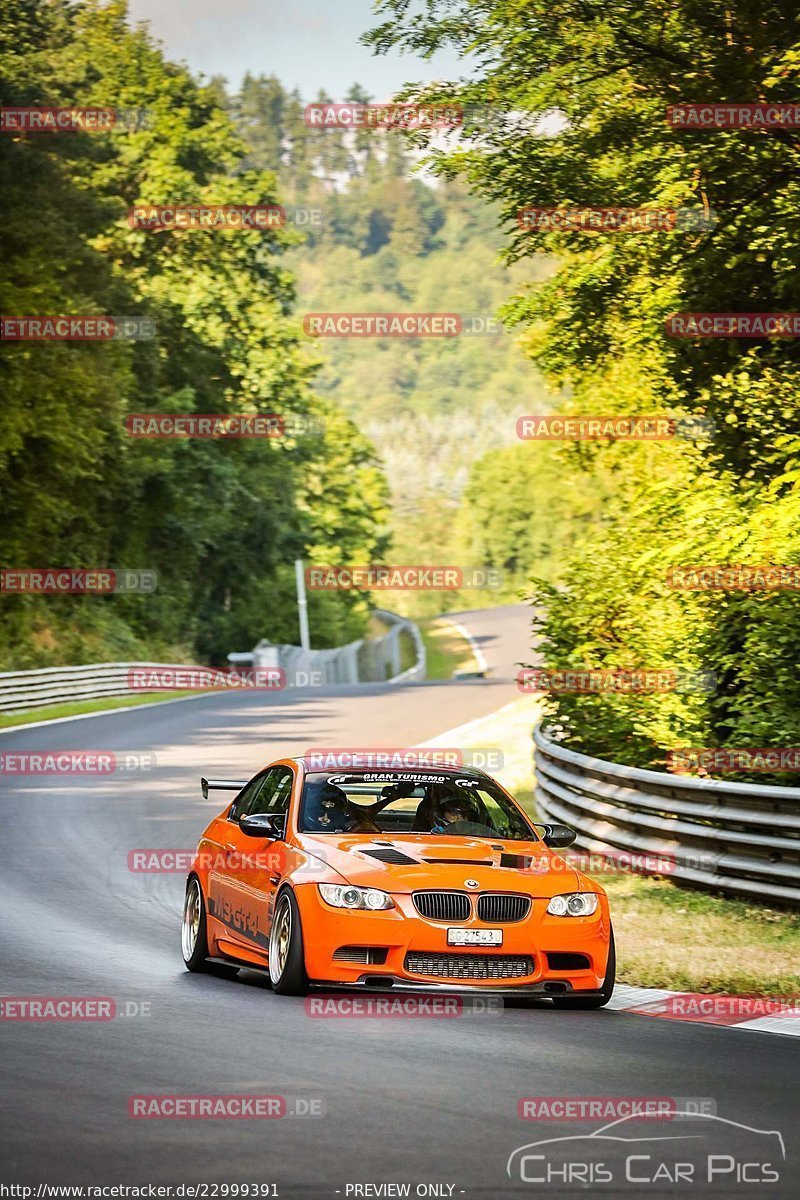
181, 877, 239, 978
269, 889, 309, 996
551, 929, 616, 1010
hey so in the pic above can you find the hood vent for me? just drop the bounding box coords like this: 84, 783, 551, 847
423, 858, 493, 866
361, 846, 419, 865
499, 853, 535, 869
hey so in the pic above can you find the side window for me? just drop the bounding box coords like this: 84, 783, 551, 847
265, 767, 293, 816
229, 771, 271, 821
241, 771, 280, 818
230, 767, 295, 821
479, 789, 530, 838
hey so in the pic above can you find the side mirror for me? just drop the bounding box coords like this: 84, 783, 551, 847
539, 822, 577, 848
239, 812, 285, 839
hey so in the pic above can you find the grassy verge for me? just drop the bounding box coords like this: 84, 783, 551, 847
418, 616, 479, 680
0, 690, 202, 730
429, 695, 800, 996
602, 873, 799, 995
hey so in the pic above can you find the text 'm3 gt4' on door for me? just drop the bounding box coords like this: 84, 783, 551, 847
181, 758, 615, 1006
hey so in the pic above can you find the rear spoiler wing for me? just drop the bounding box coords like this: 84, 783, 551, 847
201, 777, 248, 800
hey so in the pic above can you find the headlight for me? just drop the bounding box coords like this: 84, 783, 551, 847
318, 883, 394, 911
547, 892, 599, 917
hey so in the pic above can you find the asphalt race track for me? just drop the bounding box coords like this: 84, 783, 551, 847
1, 604, 798, 1197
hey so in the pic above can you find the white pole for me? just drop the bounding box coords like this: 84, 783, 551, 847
295, 558, 311, 650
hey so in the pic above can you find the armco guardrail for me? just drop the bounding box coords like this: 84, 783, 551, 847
0, 662, 195, 714
0, 613, 427, 715
533, 723, 800, 907
236, 609, 425, 688
373, 608, 426, 684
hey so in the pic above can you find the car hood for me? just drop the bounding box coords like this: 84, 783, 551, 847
296, 833, 582, 895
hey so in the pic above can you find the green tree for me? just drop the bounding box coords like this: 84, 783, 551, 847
0, 1, 388, 667
365, 0, 800, 777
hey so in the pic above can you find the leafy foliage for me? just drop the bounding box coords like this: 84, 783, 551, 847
225, 73, 554, 613
0, 2, 388, 667
365, 0, 800, 778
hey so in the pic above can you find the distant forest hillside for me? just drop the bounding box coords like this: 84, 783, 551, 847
224, 76, 586, 608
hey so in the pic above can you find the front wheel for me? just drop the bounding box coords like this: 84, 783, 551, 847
269, 889, 309, 996
551, 928, 616, 1010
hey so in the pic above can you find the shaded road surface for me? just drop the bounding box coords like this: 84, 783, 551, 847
1, 604, 797, 1196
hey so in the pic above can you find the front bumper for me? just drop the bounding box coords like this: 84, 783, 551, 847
295, 883, 611, 993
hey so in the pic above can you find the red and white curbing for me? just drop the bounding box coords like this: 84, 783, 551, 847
609, 984, 800, 1037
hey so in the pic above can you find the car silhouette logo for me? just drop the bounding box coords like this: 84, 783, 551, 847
464, 879, 479, 889
506, 1111, 786, 1181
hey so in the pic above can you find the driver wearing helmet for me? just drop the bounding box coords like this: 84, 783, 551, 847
431, 793, 477, 833
309, 782, 353, 831
307, 782, 381, 834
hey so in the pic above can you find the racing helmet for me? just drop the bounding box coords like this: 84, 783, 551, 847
306, 782, 352, 831
431, 788, 479, 828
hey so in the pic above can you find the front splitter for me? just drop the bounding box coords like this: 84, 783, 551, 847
314, 975, 595, 997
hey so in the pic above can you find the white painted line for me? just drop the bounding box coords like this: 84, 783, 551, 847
608, 984, 800, 1037
728, 1016, 800, 1037
606, 983, 677, 1010
419, 699, 525, 748
0, 690, 217, 735
442, 618, 488, 674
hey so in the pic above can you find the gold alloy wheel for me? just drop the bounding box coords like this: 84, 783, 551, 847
269, 894, 292, 982
181, 878, 202, 962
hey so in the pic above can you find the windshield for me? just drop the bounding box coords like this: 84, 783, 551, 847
299, 771, 537, 841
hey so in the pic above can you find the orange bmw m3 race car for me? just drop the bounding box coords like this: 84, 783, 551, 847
181, 758, 615, 1006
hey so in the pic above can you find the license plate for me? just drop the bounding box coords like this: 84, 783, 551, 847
447, 928, 503, 946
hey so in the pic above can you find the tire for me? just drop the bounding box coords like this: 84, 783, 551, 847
181, 876, 239, 978
551, 928, 616, 1010
268, 888, 309, 996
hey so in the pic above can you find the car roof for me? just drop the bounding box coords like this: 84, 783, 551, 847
295, 757, 489, 779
